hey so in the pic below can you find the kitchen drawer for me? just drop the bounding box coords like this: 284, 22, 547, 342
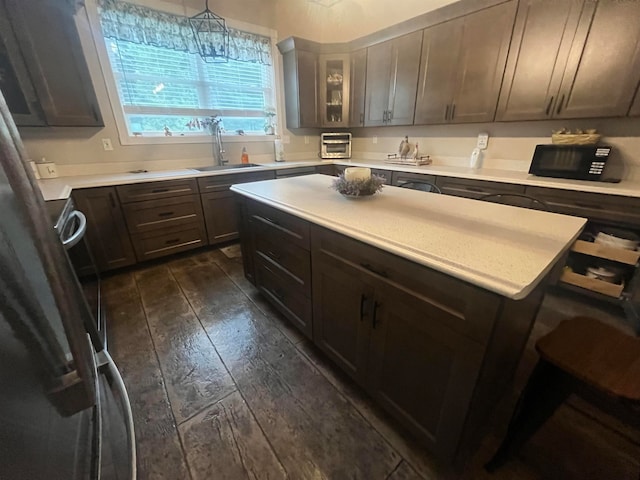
248, 200, 310, 250
525, 186, 640, 226
371, 168, 393, 185
390, 171, 436, 187
275, 166, 317, 178
255, 233, 311, 297
255, 256, 313, 338
116, 178, 198, 203
198, 170, 275, 193
131, 221, 207, 262
311, 225, 500, 343
436, 177, 524, 199
122, 194, 203, 234
316, 164, 337, 176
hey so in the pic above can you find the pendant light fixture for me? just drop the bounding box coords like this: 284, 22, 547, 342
189, 0, 229, 63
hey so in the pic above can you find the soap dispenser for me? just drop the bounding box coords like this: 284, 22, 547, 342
241, 146, 249, 164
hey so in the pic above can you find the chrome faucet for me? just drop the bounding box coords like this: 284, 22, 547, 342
209, 117, 228, 166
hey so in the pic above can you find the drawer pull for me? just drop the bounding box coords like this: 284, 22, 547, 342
270, 288, 284, 301
372, 301, 380, 329
151, 188, 170, 193
360, 263, 389, 278
465, 186, 484, 193
267, 250, 281, 260
574, 202, 602, 210
165, 238, 181, 245
158, 211, 175, 217
260, 216, 280, 226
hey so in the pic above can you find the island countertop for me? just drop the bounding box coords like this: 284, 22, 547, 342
231, 174, 587, 300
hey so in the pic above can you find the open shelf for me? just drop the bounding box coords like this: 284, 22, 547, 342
571, 240, 640, 265
560, 270, 625, 299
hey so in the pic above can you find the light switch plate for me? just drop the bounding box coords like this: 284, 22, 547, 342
373, 136, 378, 144
477, 133, 489, 150
282, 135, 290, 144
102, 138, 114, 151
304, 136, 310, 145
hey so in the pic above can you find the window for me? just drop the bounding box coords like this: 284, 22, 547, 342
95, 0, 276, 141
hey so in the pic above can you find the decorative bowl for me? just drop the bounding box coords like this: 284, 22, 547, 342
331, 173, 385, 198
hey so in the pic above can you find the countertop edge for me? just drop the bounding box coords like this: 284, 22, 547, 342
39, 159, 640, 201
230, 182, 587, 300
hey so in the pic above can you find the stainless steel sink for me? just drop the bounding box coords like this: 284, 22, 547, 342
194, 163, 261, 172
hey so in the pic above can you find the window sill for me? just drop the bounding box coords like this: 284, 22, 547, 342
119, 134, 277, 146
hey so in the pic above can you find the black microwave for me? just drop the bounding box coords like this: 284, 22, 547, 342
529, 144, 611, 181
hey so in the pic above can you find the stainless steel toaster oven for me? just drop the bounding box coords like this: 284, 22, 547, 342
321, 132, 351, 159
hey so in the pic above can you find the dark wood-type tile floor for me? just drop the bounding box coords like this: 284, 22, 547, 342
102, 247, 640, 480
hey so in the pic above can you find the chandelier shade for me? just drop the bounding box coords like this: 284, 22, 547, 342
189, 0, 229, 63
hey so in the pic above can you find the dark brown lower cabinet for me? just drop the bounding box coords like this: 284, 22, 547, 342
72, 187, 136, 272
240, 196, 313, 339
239, 196, 551, 464
312, 249, 373, 384
201, 190, 240, 244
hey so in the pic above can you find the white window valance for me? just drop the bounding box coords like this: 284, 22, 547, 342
97, 0, 272, 65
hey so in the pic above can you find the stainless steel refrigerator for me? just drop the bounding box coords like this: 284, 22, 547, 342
0, 91, 135, 479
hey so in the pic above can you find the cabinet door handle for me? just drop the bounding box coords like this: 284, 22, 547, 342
158, 211, 174, 217
451, 103, 456, 120
151, 188, 169, 194
388, 110, 393, 121
360, 113, 364, 125
545, 96, 554, 116
108, 192, 116, 208
360, 262, 389, 278
372, 301, 380, 329
383, 110, 388, 123
465, 186, 484, 193
444, 105, 450, 121
360, 294, 368, 321
556, 94, 565, 115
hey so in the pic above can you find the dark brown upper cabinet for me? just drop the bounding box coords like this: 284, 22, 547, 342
498, 0, 640, 121
349, 49, 367, 127
414, 0, 517, 125
364, 31, 423, 127
280, 42, 320, 129
319, 53, 351, 127
0, 4, 44, 126
554, 0, 640, 119
4, 0, 102, 127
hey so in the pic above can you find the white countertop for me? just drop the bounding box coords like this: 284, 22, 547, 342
231, 175, 587, 300
37, 158, 640, 202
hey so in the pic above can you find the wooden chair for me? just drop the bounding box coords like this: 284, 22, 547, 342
486, 316, 640, 473
397, 181, 442, 193
478, 193, 549, 210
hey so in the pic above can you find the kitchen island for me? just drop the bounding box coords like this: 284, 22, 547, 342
231, 174, 586, 466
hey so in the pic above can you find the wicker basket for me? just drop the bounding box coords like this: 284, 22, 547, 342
551, 133, 601, 145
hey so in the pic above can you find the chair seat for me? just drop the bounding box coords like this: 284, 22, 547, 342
536, 316, 640, 401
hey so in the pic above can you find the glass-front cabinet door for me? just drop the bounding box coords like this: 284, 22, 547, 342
319, 54, 351, 127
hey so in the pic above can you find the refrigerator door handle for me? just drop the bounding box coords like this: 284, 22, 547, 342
97, 350, 137, 480
62, 210, 87, 250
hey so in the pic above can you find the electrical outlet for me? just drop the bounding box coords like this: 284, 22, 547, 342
304, 136, 309, 145
477, 133, 489, 150
373, 136, 378, 144
102, 138, 114, 151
